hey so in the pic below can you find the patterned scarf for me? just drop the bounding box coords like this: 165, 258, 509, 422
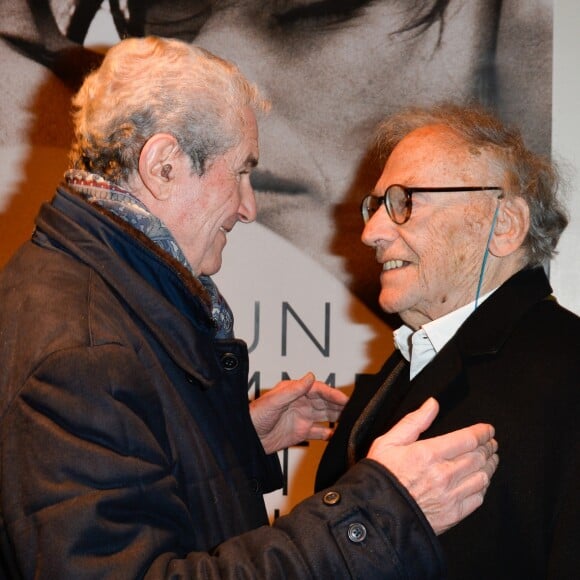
64, 170, 234, 339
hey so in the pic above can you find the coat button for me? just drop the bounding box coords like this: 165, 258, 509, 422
221, 353, 239, 371
322, 491, 341, 505
347, 523, 367, 543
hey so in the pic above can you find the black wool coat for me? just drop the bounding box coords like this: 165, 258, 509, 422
317, 267, 580, 579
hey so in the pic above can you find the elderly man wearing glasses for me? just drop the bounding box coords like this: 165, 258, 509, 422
316, 103, 580, 579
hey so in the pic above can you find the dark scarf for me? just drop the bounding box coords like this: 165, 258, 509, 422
64, 170, 234, 339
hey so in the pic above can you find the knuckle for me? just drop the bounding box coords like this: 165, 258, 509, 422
477, 445, 490, 465
431, 463, 452, 490
479, 470, 491, 489
465, 428, 482, 450
466, 493, 484, 516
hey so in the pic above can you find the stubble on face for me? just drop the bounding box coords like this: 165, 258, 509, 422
372, 125, 504, 328
390, 207, 489, 324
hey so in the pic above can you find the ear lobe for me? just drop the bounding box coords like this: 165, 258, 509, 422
489, 196, 530, 258
139, 134, 181, 200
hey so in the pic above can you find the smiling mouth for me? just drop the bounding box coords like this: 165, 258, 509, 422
383, 260, 407, 271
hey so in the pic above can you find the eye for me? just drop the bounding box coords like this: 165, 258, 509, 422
273, 0, 372, 30
234, 169, 251, 183
121, 0, 213, 41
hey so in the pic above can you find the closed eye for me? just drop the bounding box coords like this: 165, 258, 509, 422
120, 0, 213, 41
273, 0, 373, 29
273, 0, 451, 34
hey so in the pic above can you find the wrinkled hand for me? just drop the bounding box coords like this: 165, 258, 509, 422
250, 372, 348, 454
367, 398, 499, 535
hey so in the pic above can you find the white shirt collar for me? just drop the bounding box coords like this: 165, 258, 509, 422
393, 289, 497, 380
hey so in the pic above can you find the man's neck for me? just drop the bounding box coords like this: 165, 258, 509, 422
395, 288, 498, 379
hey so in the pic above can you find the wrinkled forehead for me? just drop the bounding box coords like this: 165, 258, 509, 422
384, 125, 504, 185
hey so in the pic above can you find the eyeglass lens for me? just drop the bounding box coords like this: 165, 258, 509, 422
386, 185, 410, 224
362, 196, 379, 223
361, 186, 410, 224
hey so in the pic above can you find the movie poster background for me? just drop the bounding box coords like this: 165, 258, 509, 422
1, 0, 576, 519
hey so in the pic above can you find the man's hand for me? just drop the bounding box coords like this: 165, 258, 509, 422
250, 373, 348, 454
367, 398, 499, 535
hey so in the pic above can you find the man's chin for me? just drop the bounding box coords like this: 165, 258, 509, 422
377, 295, 403, 316
199, 259, 222, 277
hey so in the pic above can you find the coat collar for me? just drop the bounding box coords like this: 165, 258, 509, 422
403, 267, 552, 410
33, 187, 232, 387
453, 267, 552, 356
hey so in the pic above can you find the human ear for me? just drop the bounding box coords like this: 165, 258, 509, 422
138, 133, 181, 200
489, 196, 530, 257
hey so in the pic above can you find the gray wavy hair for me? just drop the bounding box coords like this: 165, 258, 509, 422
374, 103, 568, 267
69, 36, 268, 183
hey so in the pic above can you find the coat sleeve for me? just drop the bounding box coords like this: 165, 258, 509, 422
0, 344, 444, 579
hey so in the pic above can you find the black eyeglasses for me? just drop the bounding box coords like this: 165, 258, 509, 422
361, 185, 504, 225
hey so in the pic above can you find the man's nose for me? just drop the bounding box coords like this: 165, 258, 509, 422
361, 206, 399, 246
238, 179, 257, 224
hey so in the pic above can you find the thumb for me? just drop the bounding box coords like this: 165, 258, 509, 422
271, 372, 315, 406
380, 398, 439, 446
294, 372, 315, 394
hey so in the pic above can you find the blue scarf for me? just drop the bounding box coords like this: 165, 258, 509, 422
65, 170, 234, 339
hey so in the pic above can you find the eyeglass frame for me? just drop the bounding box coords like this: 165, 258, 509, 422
361, 185, 505, 225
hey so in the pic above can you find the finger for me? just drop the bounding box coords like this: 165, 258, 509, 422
448, 493, 484, 531
308, 382, 349, 406
308, 397, 347, 413
445, 453, 499, 516
267, 374, 315, 406
439, 438, 499, 485
310, 407, 343, 423
429, 454, 499, 535
379, 398, 440, 446
445, 447, 499, 493
483, 452, 500, 484
291, 372, 316, 395
426, 423, 496, 460
305, 425, 335, 441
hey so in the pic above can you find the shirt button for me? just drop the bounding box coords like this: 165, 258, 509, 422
322, 491, 341, 506
221, 353, 239, 371
347, 523, 367, 543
